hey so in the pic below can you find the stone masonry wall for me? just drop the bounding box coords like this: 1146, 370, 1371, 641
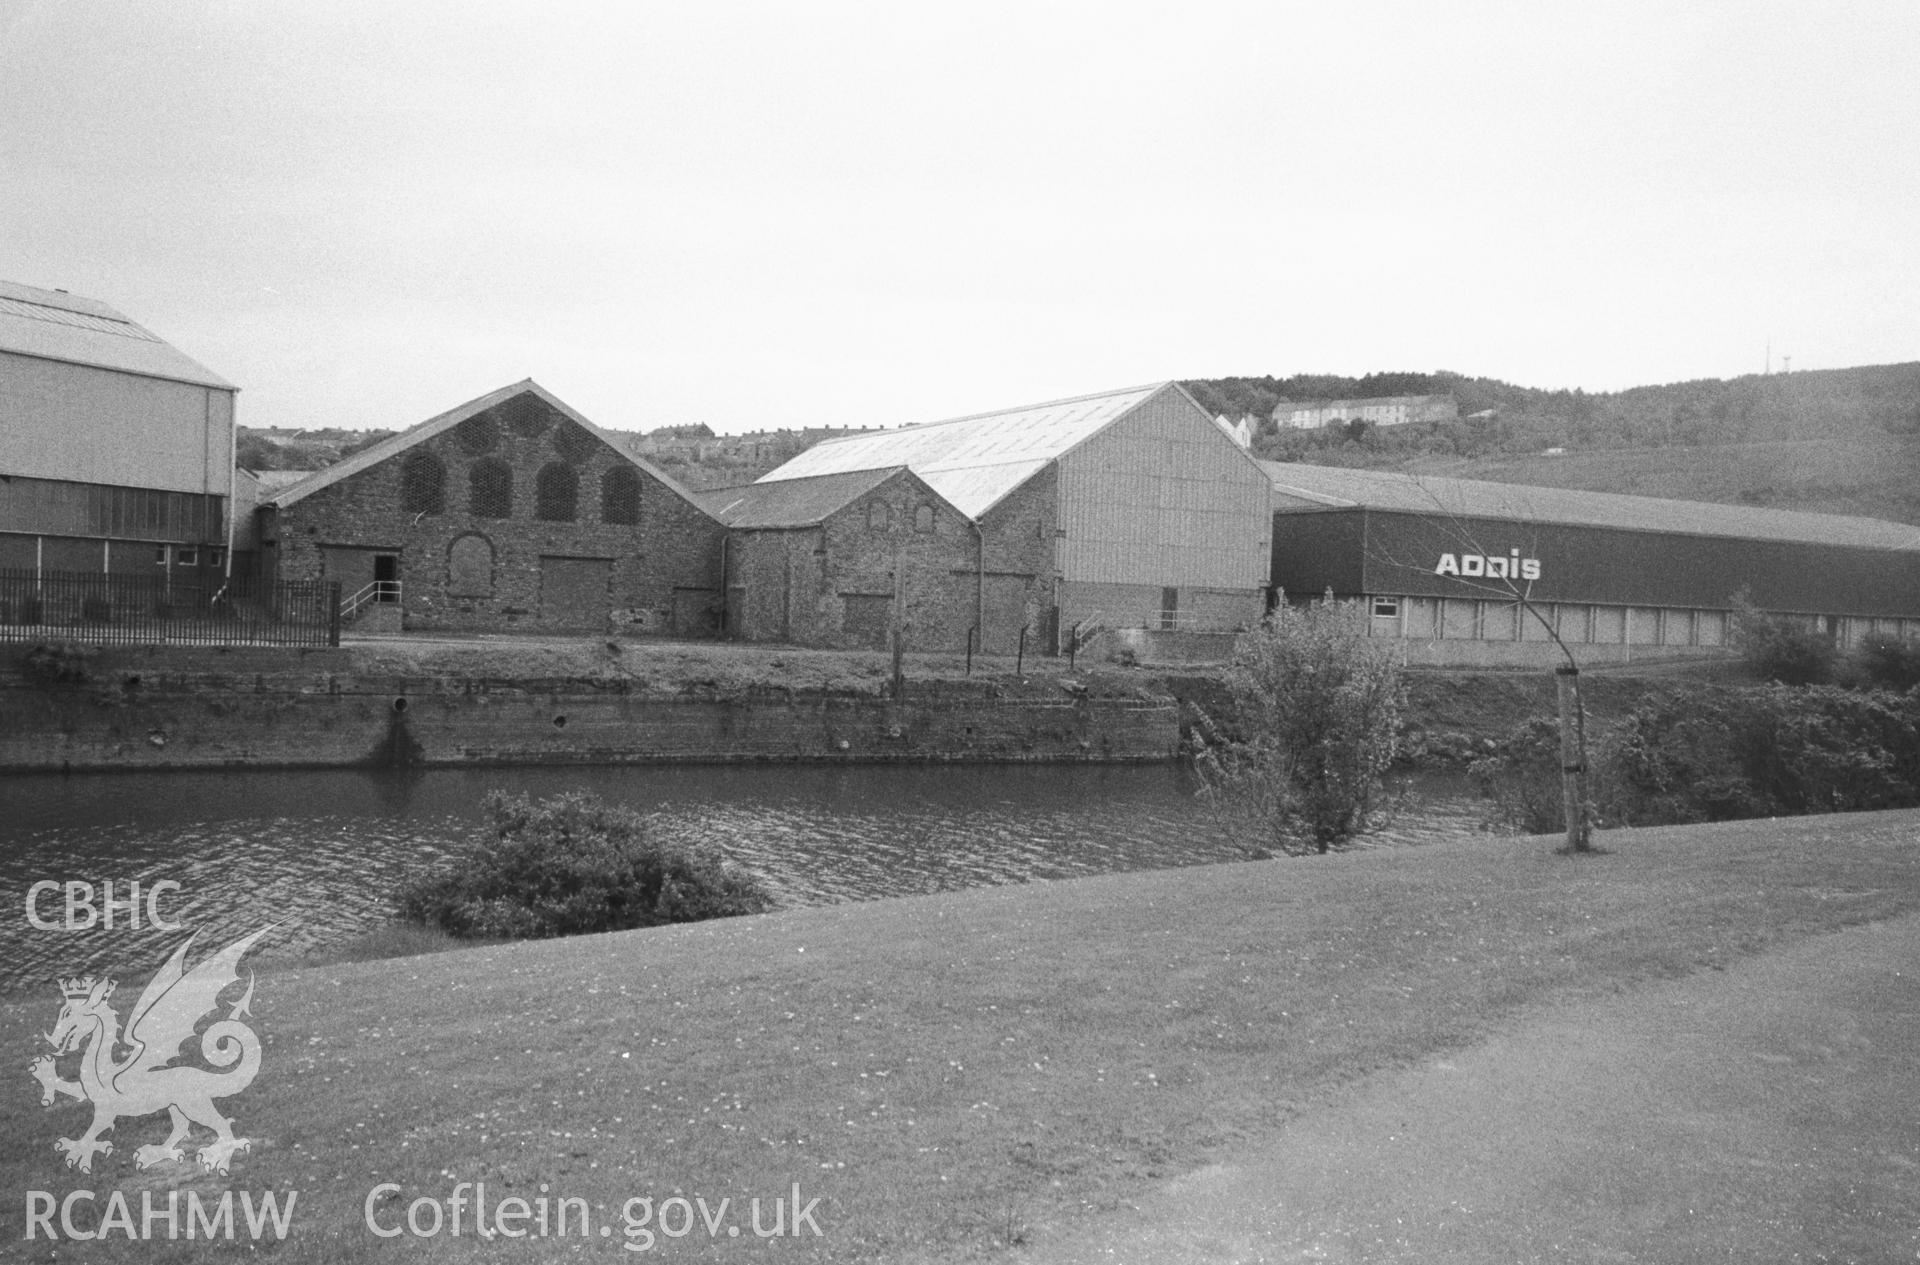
0, 656, 1176, 770
729, 470, 979, 651
267, 394, 724, 635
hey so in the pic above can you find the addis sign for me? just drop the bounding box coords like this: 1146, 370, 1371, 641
1435, 550, 1541, 581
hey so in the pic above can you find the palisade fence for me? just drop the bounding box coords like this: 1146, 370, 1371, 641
0, 568, 340, 648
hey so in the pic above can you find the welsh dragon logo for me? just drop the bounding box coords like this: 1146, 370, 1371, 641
28, 926, 272, 1175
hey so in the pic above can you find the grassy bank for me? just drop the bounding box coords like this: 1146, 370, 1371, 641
6, 809, 1918, 1261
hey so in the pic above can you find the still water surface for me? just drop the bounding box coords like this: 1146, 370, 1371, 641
0, 763, 1488, 993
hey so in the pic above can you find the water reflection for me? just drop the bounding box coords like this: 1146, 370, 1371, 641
0, 764, 1488, 993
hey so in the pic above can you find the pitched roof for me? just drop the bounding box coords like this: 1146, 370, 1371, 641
264, 380, 706, 514
754, 382, 1178, 517
1262, 461, 1920, 552
693, 467, 908, 528
0, 279, 234, 389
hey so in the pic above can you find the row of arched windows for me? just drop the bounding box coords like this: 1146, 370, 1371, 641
864, 501, 939, 533
400, 451, 642, 525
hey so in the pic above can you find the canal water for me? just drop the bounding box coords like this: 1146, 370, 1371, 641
0, 764, 1491, 994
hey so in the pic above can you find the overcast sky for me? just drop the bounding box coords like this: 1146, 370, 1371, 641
3, 2, 1916, 436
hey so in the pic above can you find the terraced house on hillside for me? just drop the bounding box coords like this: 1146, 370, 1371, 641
259, 381, 725, 636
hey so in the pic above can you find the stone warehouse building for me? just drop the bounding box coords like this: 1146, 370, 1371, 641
260, 381, 724, 635
695, 468, 989, 651
1264, 462, 1920, 667
0, 279, 238, 580
750, 382, 1274, 650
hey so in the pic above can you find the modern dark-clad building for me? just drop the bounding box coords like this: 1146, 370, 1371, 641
1265, 462, 1920, 666
261, 381, 725, 635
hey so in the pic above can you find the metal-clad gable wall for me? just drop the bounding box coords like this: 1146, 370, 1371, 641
1056, 387, 1269, 588
0, 351, 233, 495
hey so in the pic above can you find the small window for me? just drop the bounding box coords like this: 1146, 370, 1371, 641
601, 466, 641, 525
914, 504, 935, 533
154, 545, 169, 566
176, 546, 198, 567
469, 458, 514, 519
1371, 597, 1399, 618
535, 462, 579, 522
867, 501, 890, 531
207, 548, 225, 569
401, 450, 447, 515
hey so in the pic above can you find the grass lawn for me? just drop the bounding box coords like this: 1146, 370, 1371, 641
6, 809, 1918, 1261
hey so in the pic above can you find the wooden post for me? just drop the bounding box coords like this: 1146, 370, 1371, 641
1555, 665, 1590, 851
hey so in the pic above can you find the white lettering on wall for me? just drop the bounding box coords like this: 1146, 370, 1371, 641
1435, 551, 1541, 582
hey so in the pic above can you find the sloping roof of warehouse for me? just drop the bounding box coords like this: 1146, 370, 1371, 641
265, 379, 704, 512
755, 382, 1201, 518
693, 467, 909, 529
0, 279, 234, 390
1262, 461, 1920, 552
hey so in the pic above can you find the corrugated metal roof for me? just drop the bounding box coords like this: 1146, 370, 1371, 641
693, 467, 905, 528
0, 279, 234, 390
1263, 461, 1920, 552
755, 383, 1168, 517
266, 380, 707, 515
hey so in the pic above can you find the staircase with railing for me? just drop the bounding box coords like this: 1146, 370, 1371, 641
339, 580, 402, 633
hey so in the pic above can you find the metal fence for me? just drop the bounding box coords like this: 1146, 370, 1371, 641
0, 568, 339, 648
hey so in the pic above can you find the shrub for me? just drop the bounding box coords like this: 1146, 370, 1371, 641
1474, 684, 1920, 832
1850, 632, 1920, 691
1468, 716, 1587, 835
1192, 595, 1405, 853
395, 791, 773, 939
1729, 590, 1835, 684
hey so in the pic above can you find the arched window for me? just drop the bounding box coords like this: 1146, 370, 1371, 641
535, 462, 579, 522
447, 533, 494, 597
914, 504, 935, 533
601, 466, 641, 525
400, 451, 445, 515
469, 458, 513, 518
867, 501, 890, 531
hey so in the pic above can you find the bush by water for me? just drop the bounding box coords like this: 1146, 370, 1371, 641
396, 790, 773, 939
1473, 683, 1920, 832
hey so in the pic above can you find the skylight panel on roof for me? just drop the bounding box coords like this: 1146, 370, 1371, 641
0, 296, 157, 341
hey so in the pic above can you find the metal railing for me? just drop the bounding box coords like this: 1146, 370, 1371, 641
340, 580, 401, 624
0, 568, 340, 648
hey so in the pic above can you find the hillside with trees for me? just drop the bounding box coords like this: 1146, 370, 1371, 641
234, 362, 1920, 526
1187, 363, 1920, 526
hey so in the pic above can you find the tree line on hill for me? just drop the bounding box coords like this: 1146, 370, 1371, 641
1184, 363, 1920, 467
233, 362, 1920, 500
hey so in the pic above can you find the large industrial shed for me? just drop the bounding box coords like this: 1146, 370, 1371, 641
754, 382, 1273, 651
1264, 462, 1920, 666
694, 467, 981, 650
261, 381, 725, 635
0, 280, 237, 580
